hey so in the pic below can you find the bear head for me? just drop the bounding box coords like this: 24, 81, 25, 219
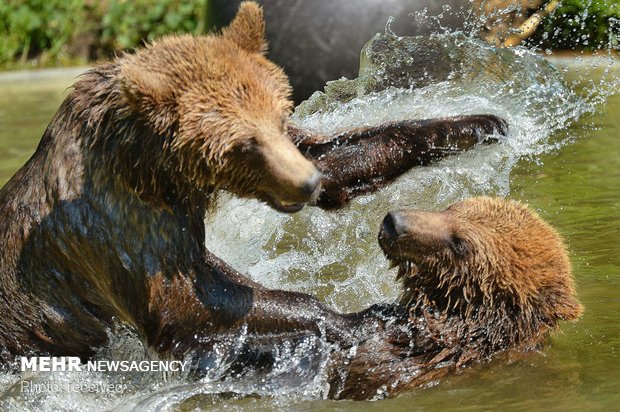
379, 197, 583, 348
119, 2, 320, 212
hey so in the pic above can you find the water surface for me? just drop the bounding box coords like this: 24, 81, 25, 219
0, 54, 618, 410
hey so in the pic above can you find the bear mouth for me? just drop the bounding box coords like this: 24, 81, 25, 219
267, 196, 306, 213
378, 217, 405, 261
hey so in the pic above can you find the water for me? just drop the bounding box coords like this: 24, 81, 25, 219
0, 36, 619, 411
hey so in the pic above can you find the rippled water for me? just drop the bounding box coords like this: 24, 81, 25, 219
0, 35, 619, 410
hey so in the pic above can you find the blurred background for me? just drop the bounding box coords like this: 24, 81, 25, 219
0, 0, 618, 102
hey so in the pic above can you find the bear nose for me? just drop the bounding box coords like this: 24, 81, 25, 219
301, 171, 322, 197
383, 211, 411, 239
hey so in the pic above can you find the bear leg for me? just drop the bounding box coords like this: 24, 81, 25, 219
290, 114, 507, 209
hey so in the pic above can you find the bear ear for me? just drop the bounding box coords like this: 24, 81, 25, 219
222, 1, 267, 54
120, 63, 178, 133
121, 64, 174, 106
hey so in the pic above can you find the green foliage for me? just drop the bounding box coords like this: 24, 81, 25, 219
533, 0, 620, 50
0, 0, 86, 67
0, 0, 209, 70
100, 1, 205, 52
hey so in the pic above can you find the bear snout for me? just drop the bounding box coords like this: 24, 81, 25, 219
256, 136, 323, 212
379, 209, 454, 260
382, 211, 408, 239
301, 171, 322, 198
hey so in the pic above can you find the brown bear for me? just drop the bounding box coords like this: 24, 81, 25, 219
0, 0, 507, 382
325, 197, 583, 400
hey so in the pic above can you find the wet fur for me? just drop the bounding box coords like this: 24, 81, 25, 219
0, 1, 519, 400
291, 115, 507, 209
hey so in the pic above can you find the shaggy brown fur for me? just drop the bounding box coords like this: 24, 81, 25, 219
327, 197, 582, 400
0, 0, 509, 397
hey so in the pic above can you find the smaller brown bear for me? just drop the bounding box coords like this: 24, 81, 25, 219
326, 197, 583, 400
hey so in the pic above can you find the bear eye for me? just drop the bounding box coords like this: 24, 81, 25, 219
449, 236, 468, 257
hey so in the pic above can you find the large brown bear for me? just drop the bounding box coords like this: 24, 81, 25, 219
0, 0, 507, 388
325, 197, 583, 399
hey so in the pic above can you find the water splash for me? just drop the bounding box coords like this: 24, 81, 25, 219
199, 35, 617, 404
0, 325, 185, 411
2, 9, 620, 411
206, 33, 593, 316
